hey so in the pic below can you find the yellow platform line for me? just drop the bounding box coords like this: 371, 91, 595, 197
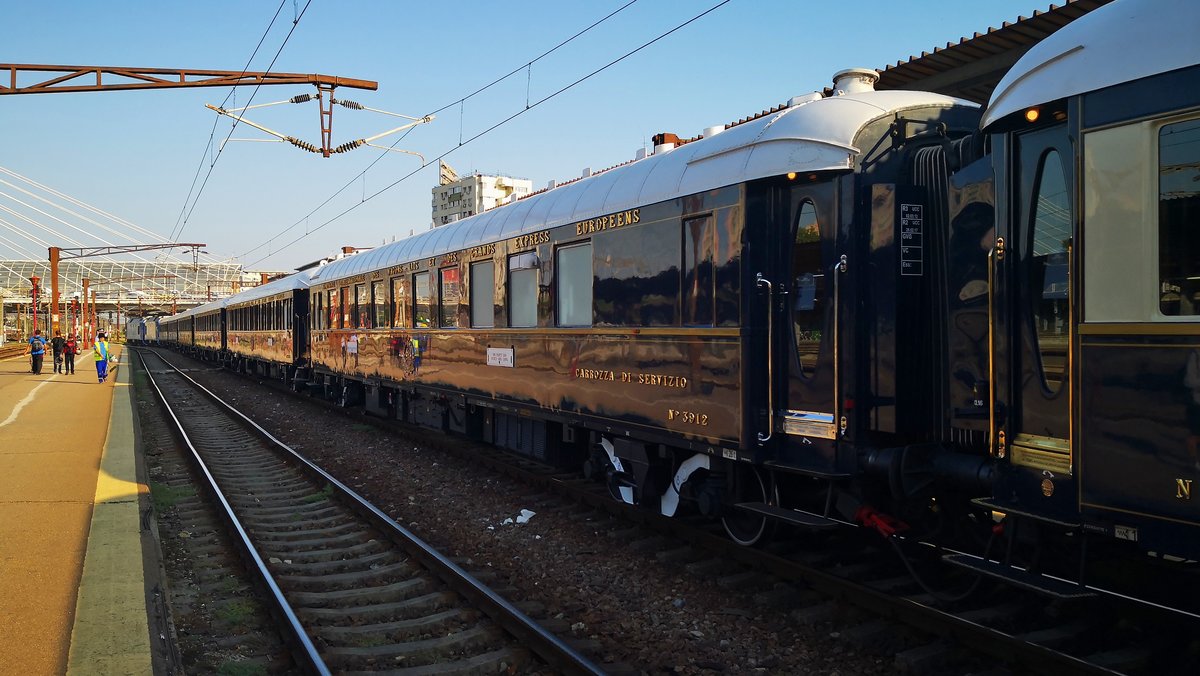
66, 348, 151, 675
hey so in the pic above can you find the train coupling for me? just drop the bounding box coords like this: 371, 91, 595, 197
854, 505, 909, 538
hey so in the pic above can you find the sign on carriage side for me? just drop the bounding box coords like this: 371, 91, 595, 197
900, 203, 923, 276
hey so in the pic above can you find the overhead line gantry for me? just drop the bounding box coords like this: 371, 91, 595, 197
0, 62, 384, 340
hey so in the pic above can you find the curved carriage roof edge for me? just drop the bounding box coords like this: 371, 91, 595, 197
312, 89, 971, 287
224, 268, 319, 308
982, 0, 1200, 128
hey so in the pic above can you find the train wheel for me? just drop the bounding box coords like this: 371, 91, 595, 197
722, 466, 776, 547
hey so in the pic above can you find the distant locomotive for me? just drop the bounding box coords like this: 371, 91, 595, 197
160, 0, 1200, 612
124, 316, 159, 345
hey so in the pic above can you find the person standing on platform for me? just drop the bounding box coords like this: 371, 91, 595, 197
93, 331, 111, 383
50, 330, 66, 373
28, 330, 47, 375
63, 333, 78, 375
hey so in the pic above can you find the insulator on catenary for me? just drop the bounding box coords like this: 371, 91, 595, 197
337, 99, 363, 110
333, 139, 366, 154
285, 137, 320, 153
290, 94, 313, 104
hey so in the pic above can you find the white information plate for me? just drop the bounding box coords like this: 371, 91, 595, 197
487, 347, 514, 368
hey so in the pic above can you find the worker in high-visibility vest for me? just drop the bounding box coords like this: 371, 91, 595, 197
93, 331, 112, 383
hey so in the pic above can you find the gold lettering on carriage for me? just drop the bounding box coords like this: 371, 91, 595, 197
511, 231, 549, 251
387, 261, 422, 275
574, 208, 641, 236
637, 373, 687, 388
575, 368, 616, 381
468, 243, 497, 260
1178, 478, 1193, 500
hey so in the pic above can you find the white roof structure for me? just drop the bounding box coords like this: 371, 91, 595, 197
313, 85, 972, 287
162, 268, 320, 323
224, 268, 318, 308
983, 0, 1200, 128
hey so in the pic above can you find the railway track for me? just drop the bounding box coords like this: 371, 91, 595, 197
144, 345, 1200, 675
135, 347, 604, 675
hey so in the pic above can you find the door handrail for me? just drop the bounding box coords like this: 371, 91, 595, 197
833, 255, 847, 436
757, 272, 773, 443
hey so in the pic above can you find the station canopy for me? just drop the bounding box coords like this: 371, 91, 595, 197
0, 259, 275, 315
875, 0, 1112, 104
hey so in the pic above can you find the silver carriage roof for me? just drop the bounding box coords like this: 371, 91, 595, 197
162, 298, 222, 323
161, 268, 317, 323
311, 79, 972, 287
224, 267, 318, 308
983, 0, 1200, 129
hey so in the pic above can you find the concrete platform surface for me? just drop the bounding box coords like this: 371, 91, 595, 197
0, 347, 153, 675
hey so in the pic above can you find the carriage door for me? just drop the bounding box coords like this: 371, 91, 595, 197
997, 124, 1074, 492
778, 180, 840, 473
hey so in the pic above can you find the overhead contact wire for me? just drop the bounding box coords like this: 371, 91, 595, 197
245, 0, 731, 267
171, 0, 311, 243
239, 0, 643, 261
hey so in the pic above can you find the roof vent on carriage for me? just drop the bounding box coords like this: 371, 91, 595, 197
788, 92, 824, 107
831, 68, 879, 95
652, 132, 679, 155
701, 125, 725, 139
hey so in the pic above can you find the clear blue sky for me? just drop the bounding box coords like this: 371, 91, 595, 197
2, 0, 1045, 272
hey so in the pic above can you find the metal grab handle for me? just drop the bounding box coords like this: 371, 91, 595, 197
987, 244, 999, 457
757, 273, 774, 443
833, 255, 847, 436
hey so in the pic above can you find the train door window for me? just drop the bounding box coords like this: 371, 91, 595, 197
391, 277, 408, 327
792, 200, 823, 377
440, 267, 461, 328
355, 284, 370, 328
413, 272, 432, 327
372, 280, 388, 328
683, 215, 715, 326
471, 260, 495, 328
509, 253, 538, 328
1159, 117, 1200, 316
1029, 149, 1070, 393
557, 242, 592, 327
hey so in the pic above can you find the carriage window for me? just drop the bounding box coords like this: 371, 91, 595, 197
684, 215, 715, 326
471, 260, 495, 328
792, 200, 823, 377
372, 280, 388, 328
327, 290, 337, 330
509, 253, 538, 328
1030, 149, 1070, 393
413, 272, 432, 328
557, 242, 592, 326
1159, 118, 1200, 316
391, 277, 408, 328
340, 285, 350, 328
355, 284, 370, 328
440, 267, 461, 328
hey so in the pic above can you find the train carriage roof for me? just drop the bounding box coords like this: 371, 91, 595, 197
224, 268, 318, 308
312, 87, 971, 287
983, 0, 1200, 128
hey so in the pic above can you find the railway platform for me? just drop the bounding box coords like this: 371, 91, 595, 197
0, 345, 157, 675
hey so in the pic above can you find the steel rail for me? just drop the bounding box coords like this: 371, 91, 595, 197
135, 348, 329, 675
135, 346, 606, 676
